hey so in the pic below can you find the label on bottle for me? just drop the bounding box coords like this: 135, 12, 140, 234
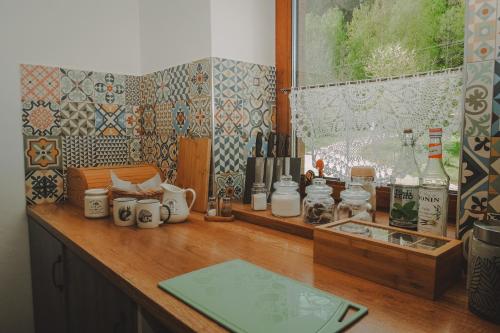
418, 187, 447, 236
389, 185, 419, 230
428, 143, 442, 159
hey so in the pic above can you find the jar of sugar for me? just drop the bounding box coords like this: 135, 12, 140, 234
251, 183, 268, 211
271, 175, 300, 217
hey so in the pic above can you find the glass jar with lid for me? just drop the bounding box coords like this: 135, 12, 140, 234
271, 175, 301, 217
335, 183, 372, 222
303, 178, 335, 224
251, 182, 268, 211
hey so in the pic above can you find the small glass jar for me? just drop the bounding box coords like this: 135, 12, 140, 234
351, 166, 376, 221
84, 188, 109, 218
207, 197, 217, 216
251, 183, 268, 211
335, 183, 372, 222
303, 178, 335, 225
221, 197, 232, 217
271, 175, 300, 217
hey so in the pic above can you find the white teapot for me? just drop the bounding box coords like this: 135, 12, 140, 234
160, 183, 196, 223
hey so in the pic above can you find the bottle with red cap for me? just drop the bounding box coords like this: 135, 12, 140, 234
418, 128, 450, 236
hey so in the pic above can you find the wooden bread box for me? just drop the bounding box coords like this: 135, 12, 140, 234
67, 165, 164, 208
314, 219, 462, 300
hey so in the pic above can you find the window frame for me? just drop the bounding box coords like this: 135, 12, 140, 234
275, 0, 458, 223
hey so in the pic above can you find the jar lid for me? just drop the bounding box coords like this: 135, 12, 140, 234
474, 222, 500, 246
340, 183, 370, 202
85, 188, 108, 196
351, 166, 375, 179
273, 175, 298, 190
305, 178, 332, 195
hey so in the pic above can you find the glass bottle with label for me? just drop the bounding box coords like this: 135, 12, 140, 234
389, 129, 421, 230
418, 128, 450, 236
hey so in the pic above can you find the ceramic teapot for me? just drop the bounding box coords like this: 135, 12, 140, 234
160, 183, 196, 223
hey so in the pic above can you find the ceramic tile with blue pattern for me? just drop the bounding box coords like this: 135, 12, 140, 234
464, 61, 493, 137
214, 97, 248, 137
171, 100, 190, 136
466, 0, 496, 62
215, 172, 244, 200
169, 63, 190, 101
213, 136, 246, 174
189, 59, 211, 98
213, 58, 240, 98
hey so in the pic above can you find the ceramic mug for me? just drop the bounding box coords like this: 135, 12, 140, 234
113, 198, 137, 227
136, 199, 171, 229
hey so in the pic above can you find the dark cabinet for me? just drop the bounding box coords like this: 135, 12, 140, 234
66, 250, 137, 333
28, 218, 67, 333
28, 218, 137, 333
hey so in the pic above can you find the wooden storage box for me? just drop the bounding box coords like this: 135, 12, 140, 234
314, 219, 462, 299
67, 165, 164, 208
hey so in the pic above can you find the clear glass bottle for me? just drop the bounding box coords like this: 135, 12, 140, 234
389, 129, 421, 231
251, 183, 268, 211
271, 175, 301, 217
303, 178, 335, 224
335, 183, 372, 222
418, 128, 450, 236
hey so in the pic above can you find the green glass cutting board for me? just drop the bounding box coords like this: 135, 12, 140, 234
158, 259, 367, 333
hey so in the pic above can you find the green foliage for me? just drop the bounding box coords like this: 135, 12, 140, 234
390, 201, 418, 221
305, 0, 466, 80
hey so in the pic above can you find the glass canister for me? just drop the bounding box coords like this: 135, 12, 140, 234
84, 188, 109, 218
466, 222, 500, 323
335, 183, 372, 222
220, 197, 232, 217
251, 182, 268, 211
271, 175, 301, 217
303, 178, 335, 225
351, 166, 376, 221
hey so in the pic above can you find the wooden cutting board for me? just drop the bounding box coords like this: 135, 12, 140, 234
175, 137, 211, 213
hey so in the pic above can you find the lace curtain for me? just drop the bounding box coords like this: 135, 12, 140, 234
290, 69, 464, 184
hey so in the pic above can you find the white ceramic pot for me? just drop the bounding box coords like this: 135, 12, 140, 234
160, 184, 196, 223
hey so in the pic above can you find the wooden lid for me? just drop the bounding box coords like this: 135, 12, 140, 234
351, 166, 376, 178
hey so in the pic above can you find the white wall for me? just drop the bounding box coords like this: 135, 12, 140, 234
139, 0, 212, 73
210, 0, 275, 66
0, 0, 141, 332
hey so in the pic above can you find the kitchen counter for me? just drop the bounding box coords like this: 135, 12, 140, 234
27, 204, 499, 333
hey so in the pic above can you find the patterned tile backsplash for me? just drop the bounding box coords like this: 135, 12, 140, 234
459, 0, 500, 237
20, 58, 276, 205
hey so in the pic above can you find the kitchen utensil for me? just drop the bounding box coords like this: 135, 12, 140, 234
160, 183, 196, 223
159, 259, 368, 333
113, 197, 137, 226
136, 199, 171, 228
175, 137, 211, 213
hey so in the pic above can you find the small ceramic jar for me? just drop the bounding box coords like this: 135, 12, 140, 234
271, 175, 300, 217
84, 188, 109, 218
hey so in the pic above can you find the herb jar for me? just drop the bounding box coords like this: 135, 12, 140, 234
335, 183, 372, 222
84, 188, 109, 218
271, 175, 300, 217
303, 178, 335, 224
251, 183, 267, 211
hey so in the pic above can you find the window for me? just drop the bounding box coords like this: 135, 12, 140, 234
292, 0, 465, 189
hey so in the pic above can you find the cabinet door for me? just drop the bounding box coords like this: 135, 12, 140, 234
28, 218, 67, 333
66, 249, 137, 333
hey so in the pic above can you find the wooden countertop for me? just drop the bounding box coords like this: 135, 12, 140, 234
27, 204, 499, 333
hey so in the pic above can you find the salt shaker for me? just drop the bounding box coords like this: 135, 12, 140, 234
207, 197, 217, 216
251, 183, 267, 211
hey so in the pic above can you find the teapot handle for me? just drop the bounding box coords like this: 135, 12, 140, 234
186, 188, 197, 211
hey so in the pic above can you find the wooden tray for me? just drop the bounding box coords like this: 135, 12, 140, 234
204, 215, 235, 222
314, 219, 462, 300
